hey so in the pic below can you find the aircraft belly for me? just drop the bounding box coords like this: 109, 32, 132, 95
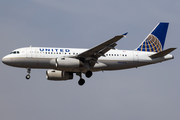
101, 61, 134, 70
27, 58, 52, 68
97, 60, 147, 70
8, 58, 52, 68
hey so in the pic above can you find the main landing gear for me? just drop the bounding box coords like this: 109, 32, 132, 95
26, 67, 31, 79
85, 70, 93, 78
77, 70, 93, 86
78, 78, 85, 86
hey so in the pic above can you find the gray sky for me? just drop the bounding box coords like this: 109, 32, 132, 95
0, 0, 180, 120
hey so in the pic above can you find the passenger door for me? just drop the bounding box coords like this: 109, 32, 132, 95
26, 47, 32, 58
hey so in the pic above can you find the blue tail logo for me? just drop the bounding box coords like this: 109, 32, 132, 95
136, 22, 169, 52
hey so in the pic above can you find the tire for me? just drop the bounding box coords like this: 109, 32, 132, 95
26, 75, 30, 79
78, 79, 85, 86
85, 70, 93, 78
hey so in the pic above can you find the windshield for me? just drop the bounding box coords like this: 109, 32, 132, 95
10, 51, 20, 54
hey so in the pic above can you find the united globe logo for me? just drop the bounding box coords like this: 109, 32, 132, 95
136, 34, 162, 52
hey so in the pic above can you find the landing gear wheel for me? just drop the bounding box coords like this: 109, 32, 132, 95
78, 79, 85, 86
26, 74, 30, 79
85, 70, 93, 78
26, 67, 31, 80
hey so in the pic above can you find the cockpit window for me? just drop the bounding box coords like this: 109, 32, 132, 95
10, 51, 15, 54
10, 51, 20, 54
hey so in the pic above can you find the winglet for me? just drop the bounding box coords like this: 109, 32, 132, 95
123, 32, 128, 37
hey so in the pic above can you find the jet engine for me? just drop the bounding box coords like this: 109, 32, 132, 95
46, 70, 73, 81
55, 57, 83, 68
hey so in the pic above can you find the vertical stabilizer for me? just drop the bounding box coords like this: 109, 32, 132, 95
136, 22, 169, 52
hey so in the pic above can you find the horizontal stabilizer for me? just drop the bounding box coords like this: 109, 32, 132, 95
149, 48, 176, 58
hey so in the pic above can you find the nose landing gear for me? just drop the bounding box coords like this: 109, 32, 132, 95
26, 74, 30, 79
26, 67, 31, 80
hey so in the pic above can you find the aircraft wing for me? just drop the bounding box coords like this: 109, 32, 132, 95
77, 33, 127, 61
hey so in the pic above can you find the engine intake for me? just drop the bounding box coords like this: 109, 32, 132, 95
46, 70, 73, 81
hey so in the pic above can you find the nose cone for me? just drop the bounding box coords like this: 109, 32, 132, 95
2, 56, 8, 65
2, 55, 12, 66
2, 55, 20, 67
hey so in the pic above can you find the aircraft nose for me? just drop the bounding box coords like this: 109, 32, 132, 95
2, 55, 19, 67
2, 56, 11, 65
2, 56, 7, 64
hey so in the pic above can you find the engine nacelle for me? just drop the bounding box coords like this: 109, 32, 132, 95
46, 70, 73, 81
55, 57, 83, 68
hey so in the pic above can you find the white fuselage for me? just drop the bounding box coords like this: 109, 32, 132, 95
2, 47, 173, 73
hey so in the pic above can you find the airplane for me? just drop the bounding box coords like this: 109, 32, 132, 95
2, 22, 176, 86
